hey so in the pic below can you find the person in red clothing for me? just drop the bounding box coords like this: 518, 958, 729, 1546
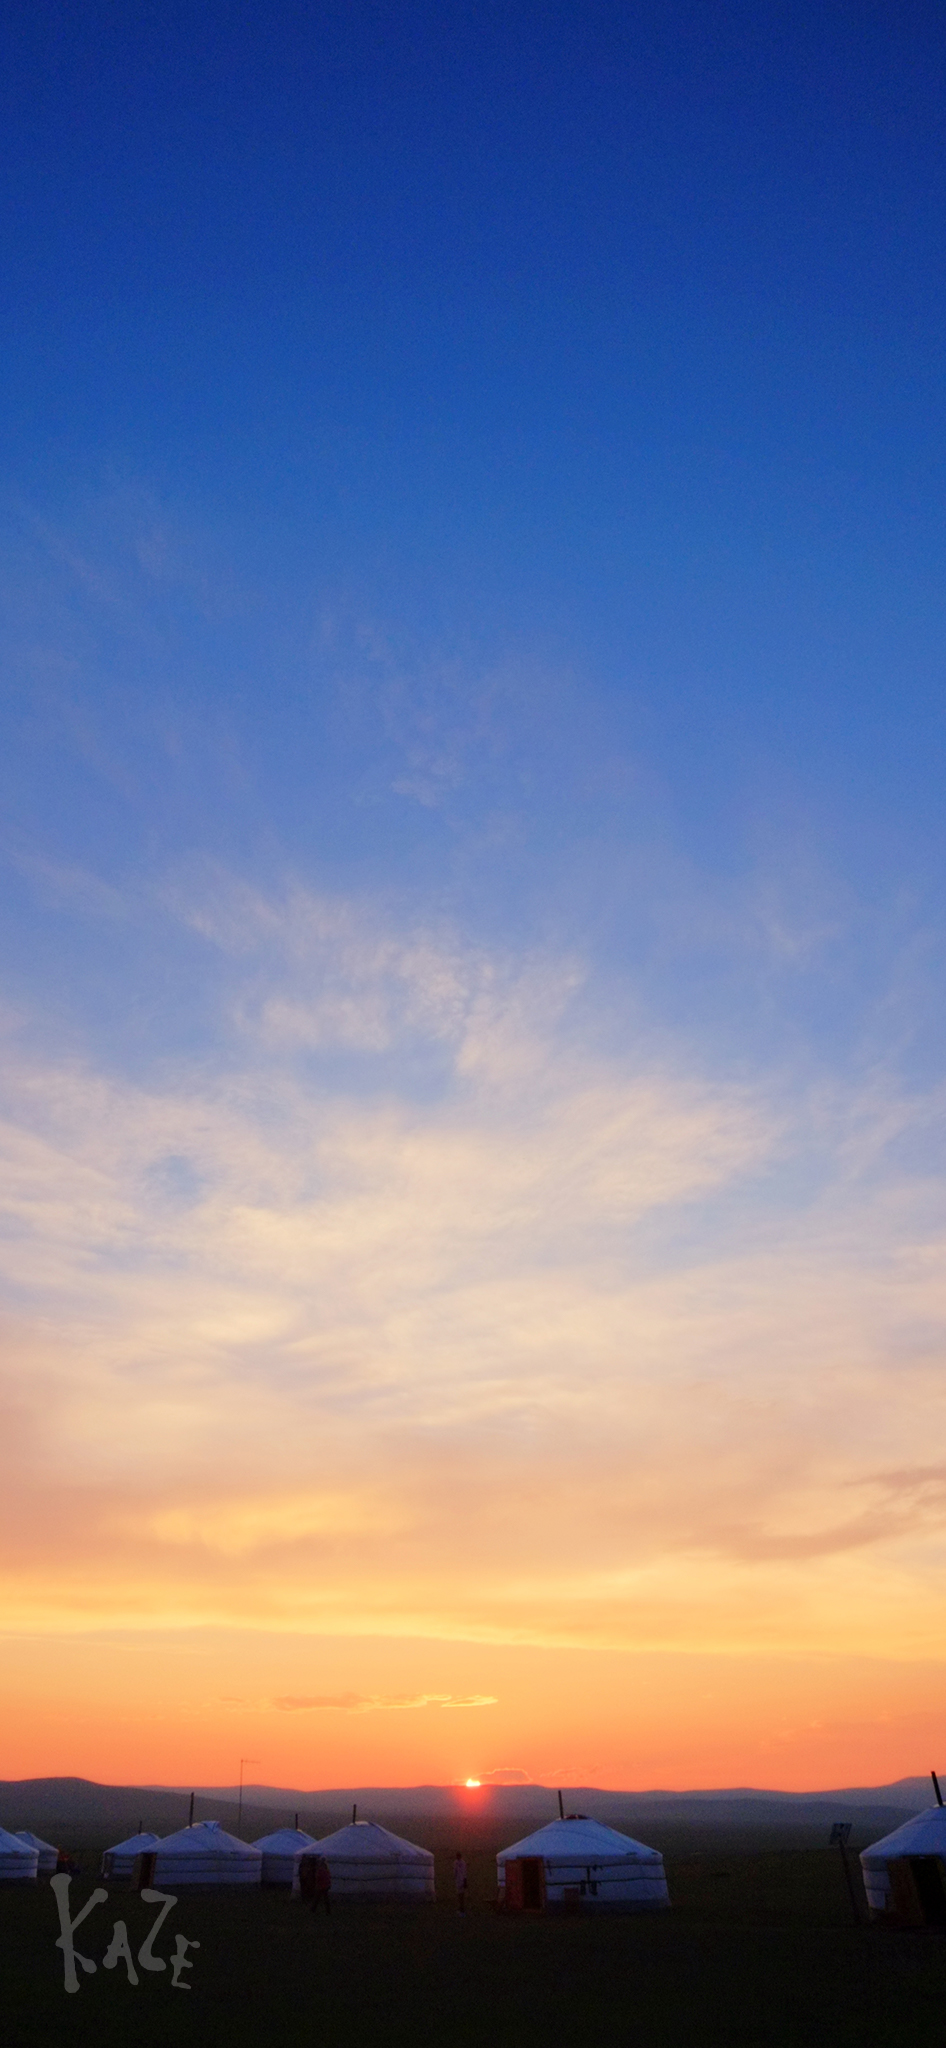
298, 1853, 332, 1913
311, 1856, 331, 1914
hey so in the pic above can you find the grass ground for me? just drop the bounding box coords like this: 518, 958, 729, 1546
3, 1819, 944, 2048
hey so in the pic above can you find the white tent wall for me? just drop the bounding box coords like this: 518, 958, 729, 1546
497, 1816, 670, 1911
252, 1826, 320, 1885
15, 1830, 58, 1874
100, 1831, 161, 1882
860, 1805, 946, 1917
153, 1820, 262, 1887
299, 1820, 435, 1899
0, 1826, 39, 1882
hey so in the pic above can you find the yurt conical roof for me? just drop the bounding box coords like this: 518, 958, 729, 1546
317, 1821, 432, 1862
15, 1829, 58, 1872
0, 1825, 39, 1880
100, 1830, 160, 1879
252, 1826, 319, 1884
862, 1805, 946, 1863
497, 1816, 662, 1863
860, 1803, 946, 1915
153, 1820, 262, 1886
312, 1819, 435, 1897
252, 1826, 319, 1855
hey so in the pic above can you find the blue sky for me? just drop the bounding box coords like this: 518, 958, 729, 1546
3, 3, 946, 1025
3, 2, 946, 1786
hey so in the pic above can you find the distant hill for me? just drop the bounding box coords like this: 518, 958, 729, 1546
0, 1772, 934, 1844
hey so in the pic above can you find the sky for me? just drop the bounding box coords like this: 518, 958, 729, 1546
2, 0, 946, 1794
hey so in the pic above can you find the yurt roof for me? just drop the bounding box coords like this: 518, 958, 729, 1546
0, 1825, 37, 1859
861, 1805, 946, 1863
103, 1831, 160, 1856
316, 1820, 433, 1863
155, 1821, 260, 1858
15, 1830, 58, 1854
498, 1816, 662, 1863
252, 1828, 319, 1853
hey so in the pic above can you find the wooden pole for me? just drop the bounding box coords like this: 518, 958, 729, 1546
932, 1770, 943, 1806
188, 1792, 195, 1826
557, 1790, 564, 1819
352, 1803, 357, 1824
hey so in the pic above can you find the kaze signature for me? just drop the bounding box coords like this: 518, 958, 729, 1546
51, 1875, 200, 1994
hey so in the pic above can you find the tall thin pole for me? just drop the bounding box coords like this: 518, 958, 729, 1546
932, 1770, 943, 1807
188, 1792, 195, 1827
557, 1790, 565, 1819
352, 1802, 357, 1824
236, 1758, 260, 1833
830, 1823, 860, 1925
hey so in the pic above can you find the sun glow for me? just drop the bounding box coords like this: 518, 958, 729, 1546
464, 1778, 481, 1787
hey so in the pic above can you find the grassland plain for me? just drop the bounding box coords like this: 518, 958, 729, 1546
3, 1816, 945, 2048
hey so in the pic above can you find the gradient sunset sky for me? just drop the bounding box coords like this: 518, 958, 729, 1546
3, 0, 946, 1794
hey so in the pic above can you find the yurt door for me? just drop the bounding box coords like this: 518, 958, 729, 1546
504, 1857, 546, 1911
520, 1858, 545, 1910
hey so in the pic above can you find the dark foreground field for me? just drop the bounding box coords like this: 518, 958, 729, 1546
3, 1819, 945, 2048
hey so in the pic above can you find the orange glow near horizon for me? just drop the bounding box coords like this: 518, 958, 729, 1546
3, 879, 946, 1796
3, 1628, 946, 1794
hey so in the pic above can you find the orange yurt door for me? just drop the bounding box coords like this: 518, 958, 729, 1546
504, 1857, 546, 1911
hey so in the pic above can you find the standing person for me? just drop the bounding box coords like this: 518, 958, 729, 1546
453, 1851, 468, 1914
312, 1854, 331, 1915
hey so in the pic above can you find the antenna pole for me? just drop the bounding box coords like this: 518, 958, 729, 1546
352, 1802, 357, 1824
237, 1757, 259, 1832
557, 1790, 564, 1819
932, 1771, 943, 1807
188, 1792, 195, 1827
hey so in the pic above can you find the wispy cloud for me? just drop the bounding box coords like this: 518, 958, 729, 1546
9, 852, 129, 921
273, 1693, 497, 1712
1, 871, 945, 1662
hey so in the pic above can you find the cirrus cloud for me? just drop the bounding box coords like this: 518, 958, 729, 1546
273, 1692, 498, 1713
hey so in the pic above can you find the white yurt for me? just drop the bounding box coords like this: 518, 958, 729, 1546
100, 1831, 161, 1882
297, 1820, 435, 1899
252, 1826, 320, 1885
860, 1805, 946, 1921
152, 1820, 262, 1887
497, 1814, 670, 1911
15, 1830, 58, 1875
0, 1826, 39, 1881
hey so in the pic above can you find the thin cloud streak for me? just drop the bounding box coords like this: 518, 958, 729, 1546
272, 1693, 498, 1712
